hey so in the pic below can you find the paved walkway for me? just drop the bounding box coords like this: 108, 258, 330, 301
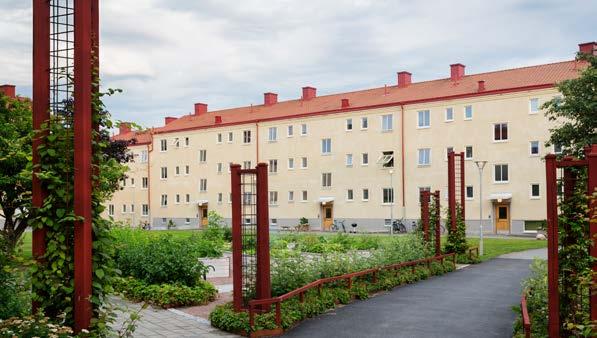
283, 254, 536, 338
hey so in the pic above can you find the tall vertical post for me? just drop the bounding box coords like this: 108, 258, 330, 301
420, 190, 430, 242
545, 154, 559, 338
32, 0, 50, 313
587, 145, 597, 323
448, 151, 456, 231
255, 163, 272, 306
230, 164, 242, 311
433, 191, 441, 256
459, 152, 466, 220
73, 0, 94, 331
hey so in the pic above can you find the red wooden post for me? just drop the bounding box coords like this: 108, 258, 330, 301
459, 152, 465, 219
73, 0, 94, 331
31, 0, 50, 313
230, 164, 243, 311
434, 191, 441, 256
587, 145, 597, 322
421, 190, 430, 242
275, 302, 282, 327
255, 163, 272, 307
448, 151, 456, 231
545, 154, 560, 338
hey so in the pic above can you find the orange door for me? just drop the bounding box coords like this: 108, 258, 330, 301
201, 207, 209, 228
494, 204, 510, 233
323, 205, 333, 231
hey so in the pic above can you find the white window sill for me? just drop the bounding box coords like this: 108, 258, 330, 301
416, 126, 430, 129
382, 129, 394, 133
242, 143, 251, 146
493, 181, 509, 185
530, 196, 541, 200
288, 168, 295, 171
493, 140, 508, 143
288, 200, 294, 203
528, 111, 539, 115
361, 164, 369, 166
345, 129, 353, 132
464, 118, 472, 121
360, 128, 368, 131
382, 203, 396, 206
523, 230, 539, 234
529, 154, 540, 157
346, 200, 354, 202
300, 134, 307, 137
445, 119, 454, 123
362, 199, 369, 202
346, 164, 353, 168
417, 164, 431, 167
268, 140, 277, 143
466, 197, 474, 201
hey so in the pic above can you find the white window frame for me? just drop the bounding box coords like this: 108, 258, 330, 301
382, 114, 393, 132
347, 189, 354, 201
175, 194, 181, 204
418, 148, 431, 166
140, 150, 148, 163
185, 165, 190, 175
243, 130, 251, 144
321, 138, 332, 155
269, 191, 278, 205
494, 164, 509, 184
217, 133, 223, 144
346, 118, 353, 131
287, 125, 294, 137
377, 151, 394, 168
142, 204, 149, 216
228, 132, 234, 143
445, 107, 454, 122
362, 188, 369, 201
218, 193, 223, 204
268, 127, 277, 142
446, 146, 454, 161
464, 105, 473, 120
175, 166, 180, 176
322, 172, 332, 188
200, 179, 208, 192
142, 177, 148, 189
530, 141, 540, 156
186, 194, 190, 203
199, 149, 207, 163
361, 117, 368, 130
160, 139, 167, 152
301, 123, 307, 136
530, 183, 541, 199
301, 190, 308, 202
362, 153, 369, 166
217, 162, 223, 174
160, 167, 168, 180
554, 144, 563, 154
382, 188, 394, 204
184, 137, 190, 147
465, 146, 473, 160
288, 158, 294, 170
346, 153, 353, 167
108, 204, 114, 216
417, 110, 430, 128
465, 185, 474, 200
493, 123, 509, 142
301, 157, 308, 169
529, 98, 539, 114
122, 204, 127, 213
288, 191, 294, 203
269, 159, 278, 173
161, 194, 168, 207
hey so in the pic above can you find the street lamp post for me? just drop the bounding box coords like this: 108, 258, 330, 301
389, 169, 394, 235
474, 160, 487, 256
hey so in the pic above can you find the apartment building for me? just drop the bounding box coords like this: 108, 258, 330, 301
106, 42, 596, 235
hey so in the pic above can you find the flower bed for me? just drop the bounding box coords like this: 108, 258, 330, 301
113, 277, 217, 308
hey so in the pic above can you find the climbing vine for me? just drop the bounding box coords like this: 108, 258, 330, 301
444, 203, 468, 255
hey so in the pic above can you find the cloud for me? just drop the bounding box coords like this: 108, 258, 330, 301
0, 0, 595, 128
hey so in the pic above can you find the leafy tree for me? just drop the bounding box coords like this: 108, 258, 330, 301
544, 52, 597, 158
0, 93, 32, 252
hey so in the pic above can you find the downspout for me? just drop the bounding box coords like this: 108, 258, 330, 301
255, 122, 259, 164
147, 130, 154, 226
400, 105, 406, 218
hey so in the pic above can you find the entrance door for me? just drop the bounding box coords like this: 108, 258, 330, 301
494, 204, 510, 233
323, 205, 333, 231
200, 206, 209, 228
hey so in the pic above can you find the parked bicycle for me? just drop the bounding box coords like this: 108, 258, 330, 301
392, 219, 407, 234
331, 219, 347, 233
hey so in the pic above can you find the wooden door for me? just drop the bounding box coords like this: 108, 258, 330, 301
323, 205, 333, 231
201, 206, 209, 228
494, 204, 510, 233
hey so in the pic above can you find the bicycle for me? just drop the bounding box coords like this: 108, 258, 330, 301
331, 219, 347, 233
392, 219, 407, 234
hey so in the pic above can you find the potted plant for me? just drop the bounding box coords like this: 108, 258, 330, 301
297, 217, 309, 232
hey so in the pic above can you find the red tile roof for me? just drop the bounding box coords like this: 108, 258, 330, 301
112, 129, 153, 145
123, 59, 586, 137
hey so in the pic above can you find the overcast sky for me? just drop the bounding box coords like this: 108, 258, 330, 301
1, 0, 595, 128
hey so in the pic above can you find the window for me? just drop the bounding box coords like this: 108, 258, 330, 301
346, 118, 353, 131
199, 149, 207, 163
321, 138, 332, 154
378, 151, 394, 168
268, 127, 277, 141
445, 107, 454, 121
302, 190, 308, 201
130, 204, 134, 213
530, 184, 540, 198
446, 146, 454, 160
385, 219, 392, 226
524, 220, 544, 232
217, 133, 223, 143
466, 186, 474, 199
122, 204, 127, 213
530, 141, 540, 156
362, 188, 369, 201
287, 125, 294, 137
288, 191, 294, 202
529, 98, 539, 114
217, 162, 223, 173
288, 158, 294, 170
176, 194, 181, 204
185, 218, 191, 224
382, 114, 393, 131
464, 105, 473, 120
175, 166, 180, 176
269, 159, 278, 173
160, 139, 167, 151
130, 178, 135, 187
142, 204, 149, 216
322, 173, 332, 187
218, 193, 223, 203
185, 165, 190, 175
347, 189, 354, 201
269, 191, 278, 205
161, 167, 168, 179
243, 161, 251, 169
185, 137, 190, 147
228, 132, 234, 142
271, 218, 278, 226
494, 164, 509, 183
465, 146, 473, 160
200, 179, 207, 192
417, 110, 430, 128
243, 130, 251, 144
186, 194, 190, 203
494, 123, 508, 141
108, 204, 114, 216
173, 138, 180, 148
418, 148, 431, 165
361, 117, 368, 129
161, 218, 167, 224
382, 188, 394, 204
362, 153, 369, 165
301, 157, 308, 169
554, 143, 563, 154
121, 178, 126, 187
140, 150, 148, 163
301, 124, 307, 135
141, 177, 148, 189
346, 154, 353, 166
161, 194, 168, 207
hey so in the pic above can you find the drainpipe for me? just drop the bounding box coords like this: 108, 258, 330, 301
147, 130, 154, 226
400, 105, 406, 218
255, 122, 260, 164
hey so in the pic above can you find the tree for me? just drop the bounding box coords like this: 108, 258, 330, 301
544, 52, 597, 158
0, 93, 32, 252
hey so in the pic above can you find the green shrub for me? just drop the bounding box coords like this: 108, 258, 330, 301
0, 313, 75, 337
0, 237, 30, 319
445, 205, 468, 254
512, 259, 548, 338
114, 277, 217, 308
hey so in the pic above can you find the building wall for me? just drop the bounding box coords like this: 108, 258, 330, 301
106, 87, 560, 235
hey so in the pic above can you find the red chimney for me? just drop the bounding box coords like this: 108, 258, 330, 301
0, 85, 16, 98
194, 103, 208, 116
397, 71, 412, 88
450, 63, 465, 81
477, 80, 486, 92
341, 98, 350, 108
302, 86, 316, 100
264, 92, 278, 106
214, 115, 222, 124
119, 122, 131, 134
165, 117, 177, 125
579, 42, 597, 55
